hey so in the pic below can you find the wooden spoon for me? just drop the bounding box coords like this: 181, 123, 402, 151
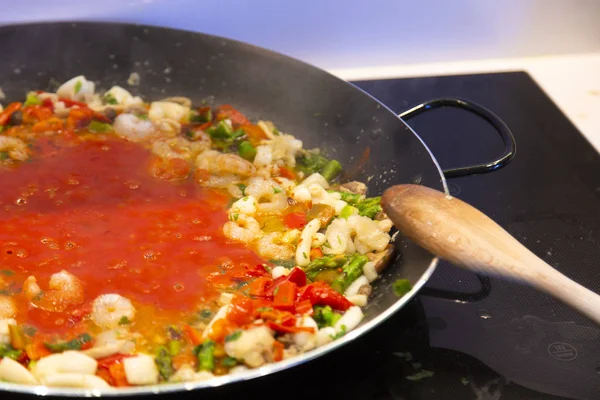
381, 184, 600, 325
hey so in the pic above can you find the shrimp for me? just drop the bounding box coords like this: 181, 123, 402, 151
245, 178, 288, 214
0, 136, 29, 161
152, 137, 209, 162
113, 113, 157, 143
0, 296, 16, 319
23, 270, 84, 312
196, 151, 256, 177
223, 214, 261, 243
257, 232, 295, 260
91, 294, 136, 329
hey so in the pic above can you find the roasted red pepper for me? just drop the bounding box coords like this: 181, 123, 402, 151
278, 166, 296, 180
59, 98, 88, 108
265, 267, 306, 297
273, 281, 297, 311
0, 102, 22, 125
215, 104, 250, 126
226, 294, 255, 326
66, 107, 93, 130
246, 277, 272, 297
295, 299, 313, 315
283, 212, 307, 229
286, 267, 307, 287
267, 321, 316, 334
244, 264, 269, 278
299, 281, 352, 311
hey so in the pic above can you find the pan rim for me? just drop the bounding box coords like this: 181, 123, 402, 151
0, 20, 447, 397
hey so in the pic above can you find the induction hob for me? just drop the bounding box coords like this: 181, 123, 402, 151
7, 72, 600, 400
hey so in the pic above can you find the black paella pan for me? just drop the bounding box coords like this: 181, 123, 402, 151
0, 21, 515, 397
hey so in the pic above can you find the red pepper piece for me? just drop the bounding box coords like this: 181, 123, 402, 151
272, 341, 284, 362
244, 264, 269, 278
278, 166, 296, 180
286, 267, 306, 287
300, 281, 352, 311
215, 104, 250, 126
267, 321, 316, 334
246, 277, 272, 297
283, 212, 307, 229
0, 102, 22, 125
295, 299, 313, 315
59, 98, 88, 108
226, 294, 255, 326
273, 281, 297, 311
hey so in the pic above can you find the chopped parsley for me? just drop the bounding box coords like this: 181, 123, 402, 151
0, 269, 14, 276
405, 369, 434, 381
89, 120, 113, 133
392, 279, 412, 297
221, 356, 238, 367
0, 151, 9, 161
23, 93, 41, 107
44, 333, 92, 352
224, 331, 242, 342
118, 316, 131, 326
104, 93, 118, 105
273, 187, 282, 194
74, 80, 82, 94
0, 344, 22, 360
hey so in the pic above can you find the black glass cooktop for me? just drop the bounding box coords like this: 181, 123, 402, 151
8, 72, 600, 400
199, 71, 598, 400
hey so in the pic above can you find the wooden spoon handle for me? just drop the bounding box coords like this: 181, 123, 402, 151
382, 184, 600, 325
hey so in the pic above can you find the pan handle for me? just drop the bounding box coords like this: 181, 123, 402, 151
399, 98, 516, 178
399, 98, 513, 302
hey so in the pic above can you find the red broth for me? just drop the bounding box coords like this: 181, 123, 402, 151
0, 136, 265, 335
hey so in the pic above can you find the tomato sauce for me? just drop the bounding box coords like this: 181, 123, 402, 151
0, 136, 265, 334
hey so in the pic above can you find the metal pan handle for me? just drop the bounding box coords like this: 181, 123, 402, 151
398, 98, 514, 301
399, 97, 516, 178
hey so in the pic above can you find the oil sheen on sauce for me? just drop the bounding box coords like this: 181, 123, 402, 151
0, 136, 265, 334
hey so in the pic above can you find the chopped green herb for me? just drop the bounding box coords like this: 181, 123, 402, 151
232, 213, 239, 221
104, 93, 118, 105
221, 356, 237, 368
238, 141, 257, 161
200, 309, 212, 319
330, 324, 347, 340
155, 346, 174, 380
236, 184, 247, 196
225, 331, 241, 342
0, 344, 22, 360
0, 270, 14, 276
24, 93, 41, 107
168, 340, 181, 356
273, 187, 282, 194
138, 114, 149, 120
89, 120, 113, 133
74, 80, 82, 94
190, 108, 212, 123
44, 333, 93, 352
461, 377, 470, 386
20, 325, 37, 337
118, 316, 131, 326
0, 126, 4, 133
314, 306, 342, 328
339, 205, 357, 219
195, 340, 215, 371
0, 151, 9, 161
302, 252, 307, 259
405, 369, 434, 381
411, 362, 422, 370
256, 307, 273, 313
206, 120, 233, 139
392, 279, 412, 297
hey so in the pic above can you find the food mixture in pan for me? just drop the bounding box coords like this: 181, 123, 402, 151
0, 76, 399, 389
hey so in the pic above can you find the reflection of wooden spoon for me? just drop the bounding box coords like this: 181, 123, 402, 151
381, 184, 600, 325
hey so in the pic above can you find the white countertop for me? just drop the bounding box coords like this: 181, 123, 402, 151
329, 53, 600, 153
